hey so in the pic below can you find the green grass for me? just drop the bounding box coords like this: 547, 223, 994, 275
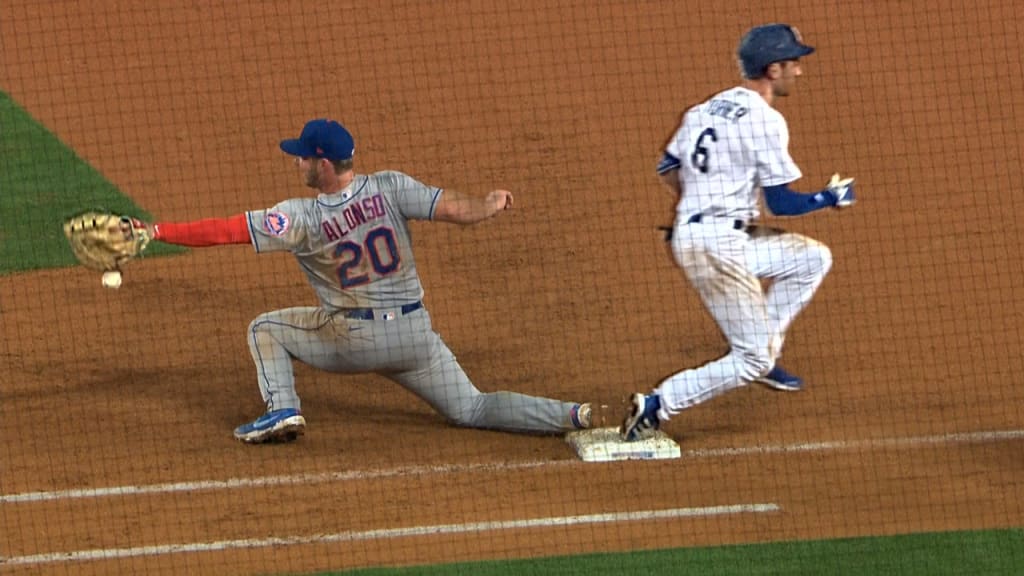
0, 91, 184, 274
302, 529, 1024, 576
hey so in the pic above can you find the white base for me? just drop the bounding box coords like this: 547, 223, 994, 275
566, 427, 681, 462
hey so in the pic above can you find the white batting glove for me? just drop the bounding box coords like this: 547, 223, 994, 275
827, 173, 856, 208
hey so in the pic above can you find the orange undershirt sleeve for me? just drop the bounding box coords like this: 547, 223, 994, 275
152, 214, 251, 247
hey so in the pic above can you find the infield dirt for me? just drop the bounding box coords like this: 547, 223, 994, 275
1, 1, 1022, 574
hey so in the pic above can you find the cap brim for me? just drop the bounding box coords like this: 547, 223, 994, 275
280, 139, 313, 157
796, 45, 815, 58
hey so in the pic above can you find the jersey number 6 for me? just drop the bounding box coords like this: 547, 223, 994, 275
691, 127, 717, 174
334, 226, 401, 288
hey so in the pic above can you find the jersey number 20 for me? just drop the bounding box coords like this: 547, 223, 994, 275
691, 127, 717, 174
334, 226, 401, 288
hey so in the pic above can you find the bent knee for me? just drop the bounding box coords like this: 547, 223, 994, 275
738, 349, 774, 381
248, 319, 263, 334
447, 412, 479, 428
441, 399, 486, 429
248, 313, 277, 334
808, 242, 833, 277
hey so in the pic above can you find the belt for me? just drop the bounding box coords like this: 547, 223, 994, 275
687, 213, 747, 230
342, 300, 423, 321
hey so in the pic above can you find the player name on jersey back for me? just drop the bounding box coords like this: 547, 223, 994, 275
320, 193, 387, 242
705, 98, 749, 121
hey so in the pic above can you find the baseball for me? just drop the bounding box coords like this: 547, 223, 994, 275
101, 270, 122, 289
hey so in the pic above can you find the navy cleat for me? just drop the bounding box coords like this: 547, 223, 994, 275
234, 408, 306, 444
620, 393, 661, 441
755, 365, 804, 392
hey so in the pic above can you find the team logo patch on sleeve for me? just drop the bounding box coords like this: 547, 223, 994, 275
264, 212, 291, 236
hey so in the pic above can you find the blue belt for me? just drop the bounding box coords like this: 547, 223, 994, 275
687, 213, 747, 230
343, 301, 423, 321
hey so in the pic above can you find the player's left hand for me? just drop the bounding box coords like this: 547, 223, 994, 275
826, 173, 856, 208
62, 211, 153, 272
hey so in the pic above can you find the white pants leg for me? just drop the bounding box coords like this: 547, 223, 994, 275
654, 222, 831, 422
745, 226, 832, 357
655, 223, 773, 419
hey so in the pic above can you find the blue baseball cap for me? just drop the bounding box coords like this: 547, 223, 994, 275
280, 118, 355, 160
738, 24, 815, 79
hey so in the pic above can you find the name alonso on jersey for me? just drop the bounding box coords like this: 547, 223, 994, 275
321, 193, 388, 241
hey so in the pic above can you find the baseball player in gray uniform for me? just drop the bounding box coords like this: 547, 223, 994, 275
142, 118, 593, 443
622, 24, 857, 441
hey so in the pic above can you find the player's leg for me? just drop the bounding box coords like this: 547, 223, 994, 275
746, 227, 832, 341
741, 227, 832, 390
387, 313, 587, 434
238, 306, 340, 442
240, 305, 396, 443
246, 305, 408, 404
651, 230, 774, 420
246, 306, 342, 412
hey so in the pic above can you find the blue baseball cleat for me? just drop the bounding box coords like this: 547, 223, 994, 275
755, 365, 804, 392
234, 408, 306, 444
620, 393, 662, 441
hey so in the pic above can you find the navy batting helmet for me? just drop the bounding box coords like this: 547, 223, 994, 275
737, 24, 815, 79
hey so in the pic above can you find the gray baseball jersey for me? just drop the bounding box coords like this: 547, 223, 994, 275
241, 170, 581, 434
247, 171, 435, 312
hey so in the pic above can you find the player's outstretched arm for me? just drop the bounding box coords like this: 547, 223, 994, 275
143, 214, 252, 247
433, 189, 513, 225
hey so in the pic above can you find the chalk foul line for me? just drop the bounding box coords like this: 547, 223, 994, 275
0, 503, 779, 566
3, 429, 1022, 506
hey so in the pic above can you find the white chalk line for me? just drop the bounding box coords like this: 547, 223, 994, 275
2, 428, 1020, 566
0, 504, 779, 566
684, 428, 1024, 457
0, 460, 566, 504
3, 428, 1022, 506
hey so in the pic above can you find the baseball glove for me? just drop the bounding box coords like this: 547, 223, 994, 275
62, 211, 152, 272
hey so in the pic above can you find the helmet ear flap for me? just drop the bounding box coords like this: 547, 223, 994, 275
737, 55, 766, 80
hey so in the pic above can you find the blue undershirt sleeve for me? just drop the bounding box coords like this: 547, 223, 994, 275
657, 152, 681, 175
762, 183, 836, 216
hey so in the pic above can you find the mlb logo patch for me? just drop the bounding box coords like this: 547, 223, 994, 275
264, 212, 290, 236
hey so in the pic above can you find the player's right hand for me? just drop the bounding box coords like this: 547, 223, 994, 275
826, 173, 856, 208
487, 189, 514, 212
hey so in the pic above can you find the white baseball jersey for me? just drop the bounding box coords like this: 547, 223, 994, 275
665, 86, 802, 221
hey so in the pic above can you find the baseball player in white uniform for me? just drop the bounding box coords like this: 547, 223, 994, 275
138, 119, 594, 443
622, 24, 857, 441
